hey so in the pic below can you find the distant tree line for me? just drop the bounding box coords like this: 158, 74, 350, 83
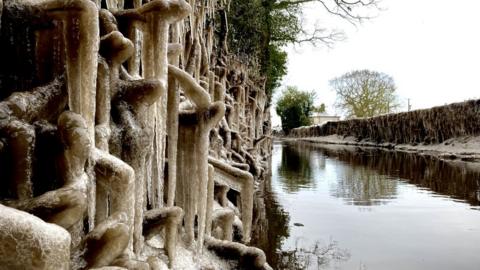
276, 86, 324, 133
276, 69, 399, 134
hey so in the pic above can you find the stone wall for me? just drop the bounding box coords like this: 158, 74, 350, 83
290, 100, 480, 145
0, 0, 272, 269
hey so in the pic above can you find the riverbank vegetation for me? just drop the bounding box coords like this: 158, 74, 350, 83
276, 86, 324, 133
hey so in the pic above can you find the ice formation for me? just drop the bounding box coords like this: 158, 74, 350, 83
0, 0, 272, 269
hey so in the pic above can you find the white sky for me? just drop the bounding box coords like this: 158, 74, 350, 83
272, 0, 480, 126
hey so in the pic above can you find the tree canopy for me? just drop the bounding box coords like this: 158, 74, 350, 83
227, 0, 380, 103
276, 86, 318, 133
330, 69, 399, 118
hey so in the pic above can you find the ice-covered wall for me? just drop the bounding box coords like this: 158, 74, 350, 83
0, 0, 272, 269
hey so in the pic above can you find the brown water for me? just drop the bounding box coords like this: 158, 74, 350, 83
251, 141, 480, 270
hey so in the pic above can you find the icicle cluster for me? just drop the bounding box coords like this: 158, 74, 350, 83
0, 0, 272, 269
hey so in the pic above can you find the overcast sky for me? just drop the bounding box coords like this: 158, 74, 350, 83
272, 0, 480, 126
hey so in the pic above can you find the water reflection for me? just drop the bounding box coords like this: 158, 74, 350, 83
251, 176, 290, 267
278, 238, 350, 270
318, 145, 480, 207
278, 144, 315, 192
252, 150, 350, 269
252, 141, 480, 270
332, 166, 398, 206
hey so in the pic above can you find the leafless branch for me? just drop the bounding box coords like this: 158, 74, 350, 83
296, 27, 346, 47
275, 0, 381, 24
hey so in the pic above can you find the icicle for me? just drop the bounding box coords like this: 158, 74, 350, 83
166, 26, 182, 207
139, 0, 192, 210
195, 116, 210, 252
93, 148, 136, 255
0, 0, 276, 267
208, 71, 215, 97
205, 164, 215, 237
176, 102, 225, 251
37, 0, 100, 142
189, 0, 196, 38
214, 81, 225, 103
149, 133, 157, 208
126, 24, 142, 77
127, 0, 191, 253
95, 58, 111, 151
176, 119, 197, 246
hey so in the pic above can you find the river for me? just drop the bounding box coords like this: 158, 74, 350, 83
251, 141, 480, 270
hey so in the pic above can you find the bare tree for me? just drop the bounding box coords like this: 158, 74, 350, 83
228, 0, 383, 96
331, 69, 399, 118
273, 0, 382, 47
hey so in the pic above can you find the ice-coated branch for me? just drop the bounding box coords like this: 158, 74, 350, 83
168, 64, 212, 109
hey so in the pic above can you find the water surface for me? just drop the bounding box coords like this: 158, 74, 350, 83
252, 141, 480, 270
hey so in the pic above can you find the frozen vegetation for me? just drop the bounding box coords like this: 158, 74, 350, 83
0, 0, 272, 269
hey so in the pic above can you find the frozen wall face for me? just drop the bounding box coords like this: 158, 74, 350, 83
0, 0, 272, 269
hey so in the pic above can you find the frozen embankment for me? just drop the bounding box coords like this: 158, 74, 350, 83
288, 99, 480, 162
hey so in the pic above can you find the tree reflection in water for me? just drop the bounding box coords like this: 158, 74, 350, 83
331, 166, 398, 206
251, 183, 290, 268
278, 144, 316, 192
252, 162, 291, 268
252, 183, 351, 270
280, 142, 399, 206
279, 238, 350, 270
252, 142, 480, 269
319, 145, 480, 207
279, 142, 480, 208
252, 147, 351, 269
